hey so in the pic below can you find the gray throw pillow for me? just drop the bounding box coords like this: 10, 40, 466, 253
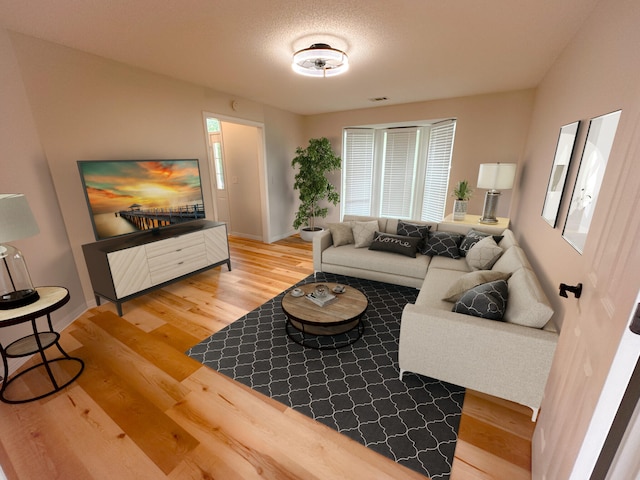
442, 270, 512, 302
368, 231, 421, 257
327, 222, 354, 247
352, 220, 379, 248
465, 235, 504, 270
397, 220, 431, 254
459, 229, 505, 257
452, 279, 509, 321
422, 231, 464, 259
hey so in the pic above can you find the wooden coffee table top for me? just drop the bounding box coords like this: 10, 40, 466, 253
281, 282, 368, 326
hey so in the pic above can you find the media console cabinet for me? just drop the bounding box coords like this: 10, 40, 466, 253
82, 220, 230, 316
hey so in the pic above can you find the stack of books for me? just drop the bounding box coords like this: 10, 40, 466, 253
306, 292, 337, 307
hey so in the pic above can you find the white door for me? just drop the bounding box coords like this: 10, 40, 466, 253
533, 107, 640, 479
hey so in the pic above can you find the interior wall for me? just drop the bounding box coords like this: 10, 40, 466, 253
0, 28, 85, 372
220, 121, 263, 240
263, 106, 305, 241
8, 32, 300, 304
512, 0, 640, 477
302, 89, 535, 226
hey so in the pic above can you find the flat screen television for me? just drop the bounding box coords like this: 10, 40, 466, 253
78, 159, 205, 241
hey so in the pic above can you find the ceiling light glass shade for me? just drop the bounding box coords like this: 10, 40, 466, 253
292, 43, 349, 77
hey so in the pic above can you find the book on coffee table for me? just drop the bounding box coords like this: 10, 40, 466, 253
306, 292, 337, 307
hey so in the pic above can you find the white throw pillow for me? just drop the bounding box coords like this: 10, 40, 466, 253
466, 236, 504, 270
352, 220, 379, 248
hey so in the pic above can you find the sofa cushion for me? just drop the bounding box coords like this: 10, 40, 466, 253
492, 245, 532, 273
498, 229, 517, 250
328, 222, 354, 247
459, 229, 504, 257
422, 231, 463, 258
352, 220, 379, 248
429, 255, 471, 272
504, 267, 554, 328
323, 244, 430, 279
442, 270, 512, 302
452, 279, 509, 321
466, 236, 504, 270
369, 232, 422, 257
417, 267, 468, 309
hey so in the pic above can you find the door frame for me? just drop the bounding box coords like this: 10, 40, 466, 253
201, 111, 270, 242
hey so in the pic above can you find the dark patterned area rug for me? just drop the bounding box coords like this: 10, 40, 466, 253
187, 273, 465, 479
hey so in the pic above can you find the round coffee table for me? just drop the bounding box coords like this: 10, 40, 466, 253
281, 282, 368, 349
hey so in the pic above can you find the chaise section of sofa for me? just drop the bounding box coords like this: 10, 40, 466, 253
312, 214, 558, 420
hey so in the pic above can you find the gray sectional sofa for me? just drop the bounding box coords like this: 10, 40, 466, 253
313, 214, 558, 420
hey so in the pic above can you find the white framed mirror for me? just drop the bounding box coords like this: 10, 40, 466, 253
542, 120, 580, 227
563, 110, 622, 253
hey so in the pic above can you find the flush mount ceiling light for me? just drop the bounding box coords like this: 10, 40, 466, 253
292, 43, 349, 78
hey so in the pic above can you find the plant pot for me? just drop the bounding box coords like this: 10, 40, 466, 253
453, 200, 468, 221
300, 227, 325, 242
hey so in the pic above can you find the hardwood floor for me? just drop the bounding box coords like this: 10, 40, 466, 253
0, 235, 533, 479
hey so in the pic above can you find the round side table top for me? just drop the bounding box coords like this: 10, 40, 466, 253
0, 287, 70, 326
281, 282, 368, 327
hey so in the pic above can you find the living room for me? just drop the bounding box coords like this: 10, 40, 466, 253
1, 0, 639, 478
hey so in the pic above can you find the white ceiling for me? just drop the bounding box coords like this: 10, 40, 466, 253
0, 0, 600, 115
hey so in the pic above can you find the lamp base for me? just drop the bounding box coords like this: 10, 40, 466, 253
479, 190, 501, 224
0, 289, 40, 309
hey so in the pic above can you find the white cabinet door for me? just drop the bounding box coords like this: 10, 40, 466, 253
204, 226, 229, 265
107, 246, 152, 298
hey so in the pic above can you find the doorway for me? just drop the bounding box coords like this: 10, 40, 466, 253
203, 113, 268, 241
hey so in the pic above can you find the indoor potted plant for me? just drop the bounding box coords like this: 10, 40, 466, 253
292, 137, 341, 241
452, 179, 472, 220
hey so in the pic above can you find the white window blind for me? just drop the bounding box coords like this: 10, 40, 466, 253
421, 121, 456, 222
343, 129, 375, 216
342, 120, 456, 221
380, 129, 419, 218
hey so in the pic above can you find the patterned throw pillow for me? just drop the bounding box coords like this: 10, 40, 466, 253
397, 220, 431, 254
368, 231, 422, 258
465, 236, 504, 270
422, 231, 464, 259
458, 229, 505, 257
327, 222, 354, 247
352, 220, 379, 248
452, 279, 509, 321
442, 270, 512, 302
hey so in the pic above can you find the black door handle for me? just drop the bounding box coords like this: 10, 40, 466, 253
559, 283, 582, 298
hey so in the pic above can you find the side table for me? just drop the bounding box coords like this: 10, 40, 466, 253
0, 286, 84, 403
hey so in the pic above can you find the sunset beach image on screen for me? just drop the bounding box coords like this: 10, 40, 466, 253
78, 159, 205, 240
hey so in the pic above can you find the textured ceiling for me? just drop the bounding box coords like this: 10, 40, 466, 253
0, 0, 599, 115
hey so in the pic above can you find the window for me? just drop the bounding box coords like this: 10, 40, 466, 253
342, 120, 456, 222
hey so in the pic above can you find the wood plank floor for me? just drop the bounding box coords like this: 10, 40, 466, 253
0, 235, 533, 479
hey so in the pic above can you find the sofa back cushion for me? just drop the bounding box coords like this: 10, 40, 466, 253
504, 267, 554, 328
343, 215, 388, 232
492, 245, 532, 273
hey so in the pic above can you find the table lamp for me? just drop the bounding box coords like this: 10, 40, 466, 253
0, 194, 40, 309
477, 163, 516, 224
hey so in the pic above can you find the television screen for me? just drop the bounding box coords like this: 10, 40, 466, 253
78, 159, 205, 241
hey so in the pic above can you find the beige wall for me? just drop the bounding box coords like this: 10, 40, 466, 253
303, 90, 535, 225
9, 33, 301, 306
0, 29, 86, 372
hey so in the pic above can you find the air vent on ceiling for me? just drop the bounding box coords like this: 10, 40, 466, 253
369, 97, 389, 102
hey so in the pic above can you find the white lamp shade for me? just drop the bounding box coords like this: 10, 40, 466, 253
477, 163, 517, 190
0, 194, 39, 243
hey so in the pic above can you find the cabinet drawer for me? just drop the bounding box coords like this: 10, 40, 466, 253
144, 232, 204, 259
148, 244, 208, 284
